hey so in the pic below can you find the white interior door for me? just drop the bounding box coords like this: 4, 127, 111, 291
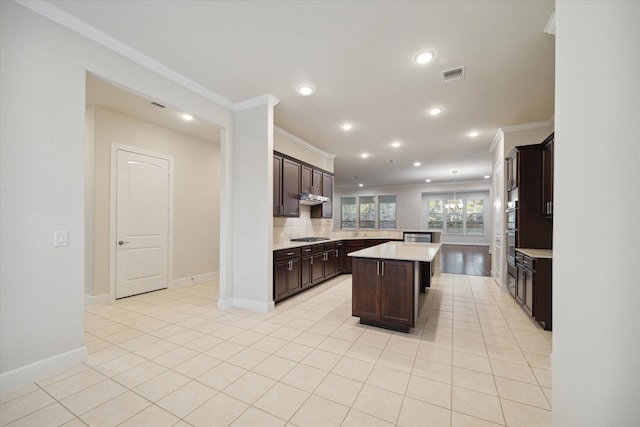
116, 149, 170, 298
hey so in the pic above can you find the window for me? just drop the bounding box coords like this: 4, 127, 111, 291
358, 196, 376, 229
466, 199, 484, 234
426, 195, 485, 235
340, 195, 397, 229
378, 195, 397, 229
427, 200, 443, 229
340, 197, 356, 229
445, 199, 463, 234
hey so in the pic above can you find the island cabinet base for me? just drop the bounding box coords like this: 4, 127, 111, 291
352, 257, 415, 333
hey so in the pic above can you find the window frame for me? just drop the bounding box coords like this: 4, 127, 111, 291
424, 193, 486, 235
339, 194, 397, 229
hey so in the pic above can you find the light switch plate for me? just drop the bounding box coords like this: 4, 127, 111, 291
54, 231, 68, 247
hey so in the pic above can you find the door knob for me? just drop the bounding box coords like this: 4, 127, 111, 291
118, 240, 130, 245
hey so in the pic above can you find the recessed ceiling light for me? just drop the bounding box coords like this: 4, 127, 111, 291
484, 175, 491, 179
341, 123, 353, 131
429, 108, 442, 116
425, 179, 431, 183
361, 153, 369, 159
414, 162, 421, 167
182, 113, 193, 121
392, 141, 401, 148
296, 84, 315, 96
468, 131, 480, 137
415, 50, 435, 64
359, 183, 364, 187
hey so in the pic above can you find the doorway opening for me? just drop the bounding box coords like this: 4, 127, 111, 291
84, 72, 222, 302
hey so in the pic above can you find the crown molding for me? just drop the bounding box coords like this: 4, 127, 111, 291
234, 94, 280, 112
544, 12, 556, 36
500, 119, 554, 134
489, 128, 504, 153
274, 127, 336, 159
16, 0, 235, 111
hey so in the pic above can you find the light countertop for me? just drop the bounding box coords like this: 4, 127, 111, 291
348, 242, 442, 263
517, 248, 553, 259
273, 236, 402, 252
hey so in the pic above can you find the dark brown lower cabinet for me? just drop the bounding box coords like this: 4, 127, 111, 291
274, 256, 300, 301
514, 250, 552, 331
352, 257, 414, 332
275, 242, 343, 303
345, 240, 365, 272
335, 241, 345, 273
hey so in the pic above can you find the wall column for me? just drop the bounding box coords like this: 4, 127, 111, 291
219, 95, 279, 312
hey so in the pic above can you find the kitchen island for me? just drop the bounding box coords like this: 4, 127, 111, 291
349, 242, 441, 332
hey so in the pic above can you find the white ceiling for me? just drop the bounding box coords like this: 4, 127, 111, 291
60, 0, 555, 189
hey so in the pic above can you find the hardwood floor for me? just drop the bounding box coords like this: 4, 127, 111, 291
440, 244, 491, 277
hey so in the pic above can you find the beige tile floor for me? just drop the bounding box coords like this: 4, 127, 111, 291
0, 273, 552, 426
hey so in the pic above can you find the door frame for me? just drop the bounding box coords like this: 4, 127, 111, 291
109, 143, 174, 301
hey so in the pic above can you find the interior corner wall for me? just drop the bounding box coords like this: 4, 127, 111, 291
91, 107, 220, 296
0, 1, 233, 392
85, 106, 97, 296
553, 2, 640, 425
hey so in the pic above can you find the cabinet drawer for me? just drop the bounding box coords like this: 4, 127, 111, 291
312, 243, 325, 253
274, 248, 301, 261
300, 246, 313, 256
515, 252, 524, 264
523, 255, 535, 271
324, 242, 336, 250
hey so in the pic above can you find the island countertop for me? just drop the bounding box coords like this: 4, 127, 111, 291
348, 241, 442, 263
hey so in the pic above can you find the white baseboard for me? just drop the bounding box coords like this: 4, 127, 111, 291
233, 298, 275, 313
0, 346, 87, 394
84, 293, 109, 305
217, 297, 275, 313
171, 271, 219, 288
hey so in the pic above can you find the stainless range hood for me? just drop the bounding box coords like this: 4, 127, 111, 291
299, 192, 328, 206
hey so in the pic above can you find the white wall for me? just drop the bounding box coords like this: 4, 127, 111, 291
553, 2, 640, 425
490, 130, 505, 286
89, 106, 220, 296
334, 180, 492, 245
0, 1, 234, 392
274, 127, 334, 173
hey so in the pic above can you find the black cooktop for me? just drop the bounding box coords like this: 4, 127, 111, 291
290, 237, 331, 242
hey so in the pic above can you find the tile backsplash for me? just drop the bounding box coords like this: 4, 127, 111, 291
273, 208, 333, 243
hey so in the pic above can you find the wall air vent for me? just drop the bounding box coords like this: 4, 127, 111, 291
442, 66, 465, 83
149, 101, 166, 108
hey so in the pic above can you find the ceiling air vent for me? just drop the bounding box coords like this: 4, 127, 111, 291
149, 101, 166, 108
442, 66, 465, 83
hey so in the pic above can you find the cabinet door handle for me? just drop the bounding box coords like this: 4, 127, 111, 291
376, 261, 380, 276
335, 249, 338, 258
381, 261, 385, 276
310, 257, 313, 265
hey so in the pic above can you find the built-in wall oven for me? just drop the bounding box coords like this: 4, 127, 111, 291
506, 201, 518, 297
506, 201, 518, 260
